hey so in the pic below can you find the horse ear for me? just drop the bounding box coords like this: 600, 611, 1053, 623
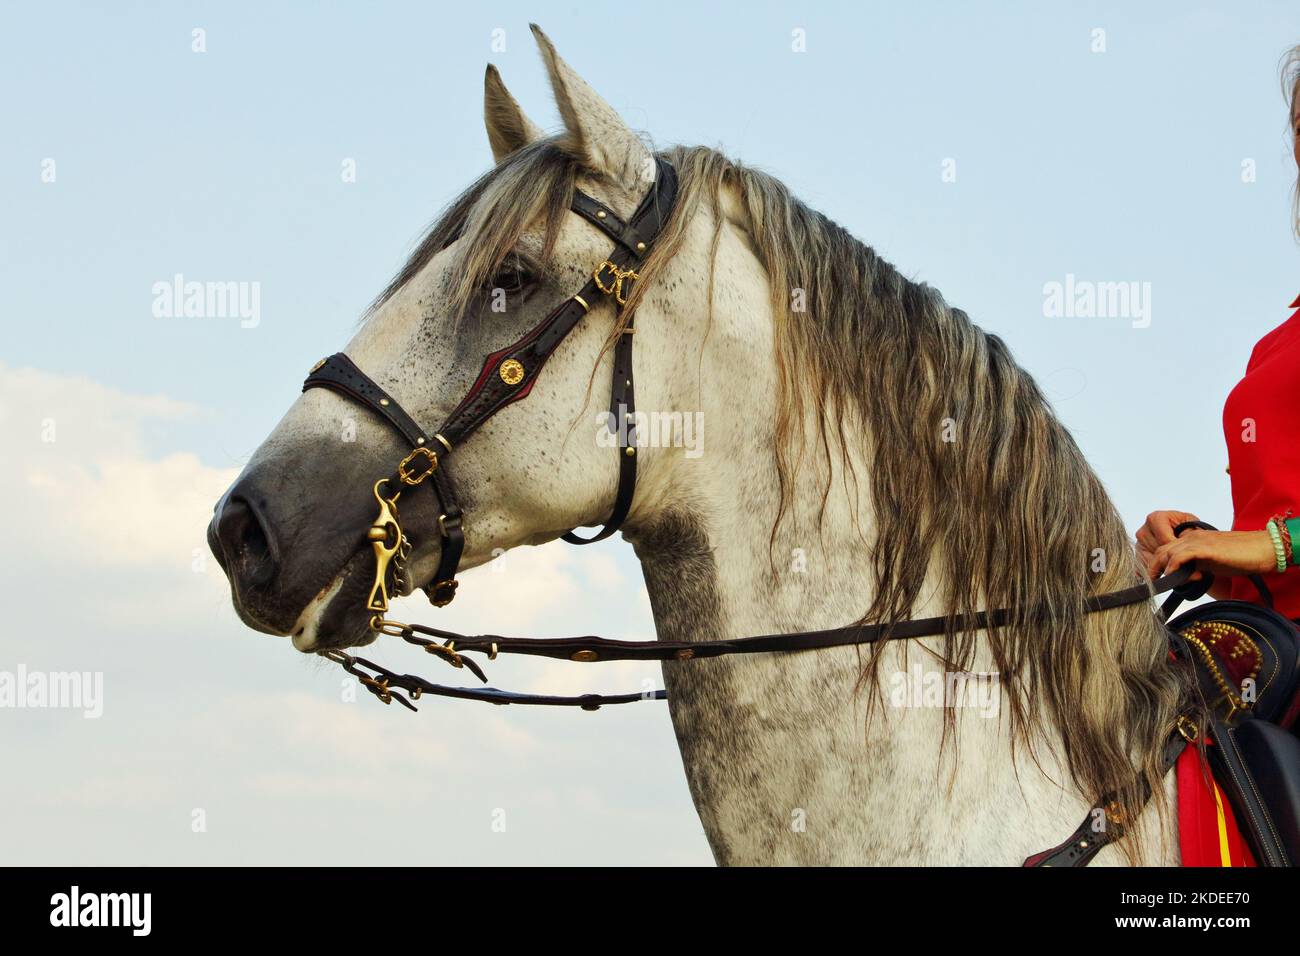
530, 24, 654, 187
484, 64, 544, 164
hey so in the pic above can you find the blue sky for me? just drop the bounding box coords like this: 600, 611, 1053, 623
2, 1, 1297, 863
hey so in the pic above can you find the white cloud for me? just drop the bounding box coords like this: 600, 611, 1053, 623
0, 363, 707, 865
47, 772, 181, 810
0, 362, 237, 570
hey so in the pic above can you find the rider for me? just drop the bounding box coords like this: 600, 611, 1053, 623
1138, 45, 1300, 618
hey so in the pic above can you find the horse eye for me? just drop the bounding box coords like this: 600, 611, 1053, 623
486, 257, 536, 294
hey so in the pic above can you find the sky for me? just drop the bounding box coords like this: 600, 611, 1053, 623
1, 1, 1297, 865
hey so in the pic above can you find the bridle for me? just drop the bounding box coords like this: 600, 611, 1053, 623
301, 156, 677, 701
304, 157, 678, 611
302, 154, 1200, 712
297, 155, 1208, 866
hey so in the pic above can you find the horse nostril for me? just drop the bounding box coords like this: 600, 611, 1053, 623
215, 494, 279, 590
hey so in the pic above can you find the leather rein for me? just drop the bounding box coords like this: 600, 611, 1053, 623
328, 568, 1199, 712
302, 157, 1199, 715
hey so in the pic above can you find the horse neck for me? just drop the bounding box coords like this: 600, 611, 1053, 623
622, 217, 1176, 864
630, 393, 1176, 865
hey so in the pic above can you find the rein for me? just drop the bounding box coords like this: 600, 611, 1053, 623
324, 566, 1199, 710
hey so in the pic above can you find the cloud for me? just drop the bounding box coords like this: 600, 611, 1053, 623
0, 362, 238, 571
47, 772, 181, 810
0, 363, 706, 865
202, 691, 456, 770
0, 363, 198, 452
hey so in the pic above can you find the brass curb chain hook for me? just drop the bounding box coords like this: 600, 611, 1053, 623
367, 447, 441, 614
356, 427, 477, 688
366, 481, 403, 613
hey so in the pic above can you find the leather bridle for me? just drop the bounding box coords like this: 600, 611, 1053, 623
297, 155, 1209, 866
304, 156, 679, 615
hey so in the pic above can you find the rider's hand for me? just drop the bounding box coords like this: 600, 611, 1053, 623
1135, 510, 1203, 577
1147, 528, 1278, 579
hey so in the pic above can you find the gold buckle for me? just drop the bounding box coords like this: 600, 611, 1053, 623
398, 446, 439, 486
1104, 800, 1126, 828
593, 260, 639, 306
360, 675, 393, 704
428, 579, 458, 607
423, 642, 465, 669
1176, 714, 1199, 742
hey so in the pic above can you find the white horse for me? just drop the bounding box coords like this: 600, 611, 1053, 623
210, 25, 1188, 865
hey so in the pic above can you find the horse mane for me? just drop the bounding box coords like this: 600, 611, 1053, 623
375, 140, 1195, 852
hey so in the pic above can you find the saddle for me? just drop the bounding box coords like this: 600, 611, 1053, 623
1162, 525, 1300, 867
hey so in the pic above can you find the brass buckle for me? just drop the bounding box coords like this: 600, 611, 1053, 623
360, 675, 393, 704
1176, 714, 1199, 742
593, 260, 639, 306
1104, 800, 1126, 828
428, 579, 459, 607
593, 260, 619, 295
423, 641, 465, 669
398, 446, 439, 486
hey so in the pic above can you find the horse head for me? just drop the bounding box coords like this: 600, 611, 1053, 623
208, 26, 721, 652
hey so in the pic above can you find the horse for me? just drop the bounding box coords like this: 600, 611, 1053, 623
208, 25, 1192, 865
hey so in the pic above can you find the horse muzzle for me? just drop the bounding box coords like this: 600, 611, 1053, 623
208, 466, 392, 646
208, 487, 290, 634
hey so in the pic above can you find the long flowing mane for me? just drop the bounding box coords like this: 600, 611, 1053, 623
378, 140, 1197, 848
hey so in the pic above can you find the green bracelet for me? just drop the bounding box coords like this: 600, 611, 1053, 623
1267, 519, 1288, 573
1286, 517, 1300, 568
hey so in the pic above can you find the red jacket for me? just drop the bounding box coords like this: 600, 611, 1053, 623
1223, 294, 1300, 616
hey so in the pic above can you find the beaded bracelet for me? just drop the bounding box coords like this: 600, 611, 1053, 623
1279, 517, 1295, 567
1266, 518, 1288, 573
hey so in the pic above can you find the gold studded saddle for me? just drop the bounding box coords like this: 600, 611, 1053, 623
1162, 522, 1300, 867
